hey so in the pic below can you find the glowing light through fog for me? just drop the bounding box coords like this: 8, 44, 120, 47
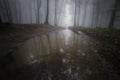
64, 4, 72, 28
63, 4, 72, 46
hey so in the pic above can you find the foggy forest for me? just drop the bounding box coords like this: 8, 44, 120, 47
0, 0, 120, 80
0, 0, 120, 28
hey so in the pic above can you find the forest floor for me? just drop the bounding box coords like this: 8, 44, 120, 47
0, 24, 65, 56
70, 27, 120, 74
0, 25, 120, 80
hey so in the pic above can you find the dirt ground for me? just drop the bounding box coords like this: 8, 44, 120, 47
70, 27, 120, 74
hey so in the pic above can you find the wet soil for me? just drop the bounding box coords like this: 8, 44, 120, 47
70, 27, 120, 75
0, 26, 120, 80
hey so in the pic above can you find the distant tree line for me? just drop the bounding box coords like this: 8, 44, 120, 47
0, 0, 120, 28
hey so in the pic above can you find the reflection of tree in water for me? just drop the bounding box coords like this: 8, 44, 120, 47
7, 29, 119, 80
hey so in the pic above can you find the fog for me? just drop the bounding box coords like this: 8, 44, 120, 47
0, 0, 120, 28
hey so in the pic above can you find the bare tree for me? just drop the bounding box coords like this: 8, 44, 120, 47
109, 0, 119, 28
74, 0, 77, 26
3, 0, 9, 22
6, 0, 12, 23
54, 0, 57, 26
37, 0, 41, 23
45, 0, 49, 24
18, 0, 21, 23
95, 0, 100, 27
78, 0, 81, 26
82, 0, 88, 27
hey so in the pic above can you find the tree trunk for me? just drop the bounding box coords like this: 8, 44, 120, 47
109, 0, 119, 28
37, 0, 41, 23
54, 0, 57, 26
4, 0, 9, 22
45, 0, 49, 24
74, 0, 77, 26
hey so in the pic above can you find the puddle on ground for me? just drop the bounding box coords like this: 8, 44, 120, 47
0, 29, 119, 80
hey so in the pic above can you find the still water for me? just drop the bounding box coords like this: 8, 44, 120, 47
1, 29, 119, 80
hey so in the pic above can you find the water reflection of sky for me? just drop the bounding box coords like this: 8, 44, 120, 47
64, 29, 72, 46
